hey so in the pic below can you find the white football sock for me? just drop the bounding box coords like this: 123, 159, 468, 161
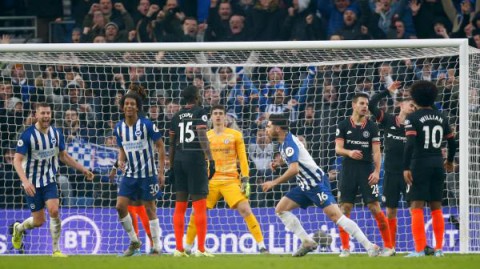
258, 241, 266, 249
120, 214, 139, 242
50, 217, 61, 252
149, 218, 161, 250
336, 215, 373, 250
276, 211, 311, 243
17, 217, 34, 232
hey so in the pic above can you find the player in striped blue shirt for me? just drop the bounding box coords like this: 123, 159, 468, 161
114, 92, 166, 256
11, 103, 94, 257
262, 114, 380, 257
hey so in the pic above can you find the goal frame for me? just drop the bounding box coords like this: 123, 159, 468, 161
0, 39, 471, 253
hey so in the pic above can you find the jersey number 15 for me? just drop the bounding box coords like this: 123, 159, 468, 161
178, 121, 195, 143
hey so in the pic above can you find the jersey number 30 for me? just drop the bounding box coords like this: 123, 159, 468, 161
422, 125, 443, 149
179, 121, 195, 143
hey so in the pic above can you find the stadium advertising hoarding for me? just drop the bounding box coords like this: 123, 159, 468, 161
0, 207, 461, 255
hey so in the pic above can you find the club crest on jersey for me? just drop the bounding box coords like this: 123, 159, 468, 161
17, 140, 24, 147
153, 124, 159, 132
224, 139, 230, 144
135, 129, 142, 137
363, 131, 370, 138
51, 137, 57, 145
202, 115, 208, 122
285, 147, 294, 157
30, 203, 35, 210
336, 129, 340, 136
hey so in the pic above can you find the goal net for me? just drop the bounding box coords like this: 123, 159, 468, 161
0, 40, 477, 254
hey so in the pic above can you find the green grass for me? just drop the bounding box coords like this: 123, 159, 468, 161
1, 254, 479, 269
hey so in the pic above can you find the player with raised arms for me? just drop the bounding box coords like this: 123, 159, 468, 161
403, 80, 456, 257
184, 104, 268, 254
262, 113, 380, 257
114, 92, 166, 256
368, 82, 416, 253
169, 85, 215, 257
11, 103, 94, 257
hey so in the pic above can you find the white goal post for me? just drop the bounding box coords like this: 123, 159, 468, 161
0, 39, 477, 254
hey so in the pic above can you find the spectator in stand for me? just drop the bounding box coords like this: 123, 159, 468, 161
387, 19, 415, 39
259, 67, 289, 111
83, 0, 133, 31
9, 64, 34, 105
369, 0, 409, 38
205, 0, 233, 41
61, 109, 97, 144
153, 0, 186, 42
71, 28, 82, 43
61, 84, 96, 128
105, 21, 132, 42
82, 10, 107, 42
282, 0, 324, 41
317, 0, 357, 38
180, 17, 201, 42
246, 0, 287, 41
133, 0, 152, 25
136, 3, 161, 42
223, 14, 248, 41
248, 126, 274, 207
409, 0, 451, 39
336, 6, 372, 40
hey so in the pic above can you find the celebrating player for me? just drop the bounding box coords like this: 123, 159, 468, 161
403, 81, 456, 257
169, 85, 215, 257
368, 82, 416, 253
184, 105, 268, 254
262, 114, 380, 257
335, 92, 393, 257
11, 103, 94, 257
114, 92, 165, 256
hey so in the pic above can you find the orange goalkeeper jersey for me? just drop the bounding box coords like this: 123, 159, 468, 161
207, 128, 249, 181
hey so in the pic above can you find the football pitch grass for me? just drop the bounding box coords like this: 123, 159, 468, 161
1, 254, 479, 269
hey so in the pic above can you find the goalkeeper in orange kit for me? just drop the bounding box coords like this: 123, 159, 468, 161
184, 105, 268, 254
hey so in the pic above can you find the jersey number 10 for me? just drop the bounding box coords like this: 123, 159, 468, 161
178, 121, 195, 143
422, 125, 443, 149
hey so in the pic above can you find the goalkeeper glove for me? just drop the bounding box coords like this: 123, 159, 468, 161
208, 160, 216, 180
240, 177, 251, 198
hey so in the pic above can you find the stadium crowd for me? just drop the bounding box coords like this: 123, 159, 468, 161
0, 0, 463, 208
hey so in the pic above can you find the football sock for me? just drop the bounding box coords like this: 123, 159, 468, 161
49, 217, 61, 252
374, 211, 392, 248
17, 217, 34, 232
120, 213, 139, 242
431, 209, 445, 250
127, 206, 139, 236
337, 215, 373, 250
192, 199, 207, 252
411, 208, 426, 252
276, 211, 311, 243
185, 213, 197, 246
244, 213, 264, 244
137, 206, 153, 245
173, 201, 188, 251
338, 213, 350, 250
149, 218, 161, 251
388, 218, 397, 249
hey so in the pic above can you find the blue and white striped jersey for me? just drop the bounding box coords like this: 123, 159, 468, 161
16, 125, 65, 188
114, 117, 162, 178
279, 133, 324, 190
